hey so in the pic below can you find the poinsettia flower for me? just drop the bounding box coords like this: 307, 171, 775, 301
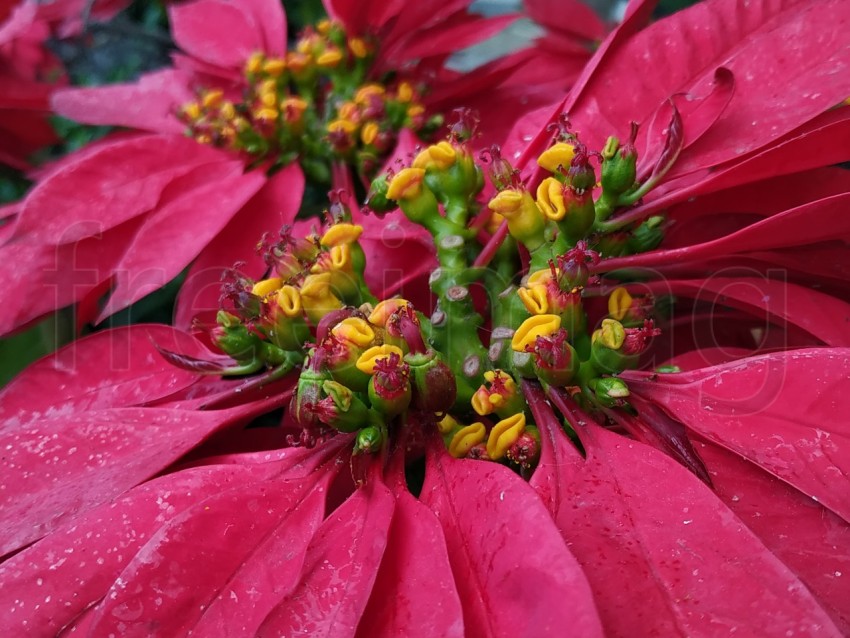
0, 0, 132, 168
1, 2, 61, 168
3, 0, 850, 635
0, 0, 534, 337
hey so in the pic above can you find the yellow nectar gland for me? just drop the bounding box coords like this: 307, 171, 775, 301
182, 101, 201, 121
608, 287, 634, 321
201, 89, 224, 109
321, 223, 363, 247
386, 168, 426, 201
437, 413, 461, 435
449, 422, 486, 458
368, 299, 409, 327
486, 413, 526, 460
316, 48, 343, 68
246, 52, 265, 75
299, 272, 344, 324
537, 142, 576, 174
331, 317, 376, 348
472, 369, 518, 416
262, 57, 286, 77
348, 37, 370, 59
536, 177, 567, 221
517, 285, 550, 315
251, 277, 283, 299
356, 344, 405, 374
355, 84, 386, 104
412, 141, 457, 171
488, 189, 545, 245
593, 318, 626, 350
527, 268, 555, 287
471, 386, 496, 416
397, 81, 415, 103
512, 314, 561, 351
361, 122, 380, 146
276, 285, 302, 317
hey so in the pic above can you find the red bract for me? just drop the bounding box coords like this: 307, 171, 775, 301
0, 0, 535, 336
0, 2, 61, 169
0, 0, 131, 168
0, 324, 298, 555
530, 390, 845, 636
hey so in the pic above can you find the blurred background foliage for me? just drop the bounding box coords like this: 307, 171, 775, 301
0, 0, 700, 386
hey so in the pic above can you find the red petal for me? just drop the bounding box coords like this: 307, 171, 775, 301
12, 134, 231, 244
634, 107, 850, 219
388, 13, 517, 63
420, 440, 603, 638
638, 67, 734, 181
524, 0, 606, 41
87, 472, 332, 636
356, 461, 464, 637
256, 476, 395, 637
0, 325, 207, 423
239, 0, 287, 57
169, 0, 265, 69
0, 463, 270, 635
599, 191, 850, 273
640, 277, 850, 347
0, 394, 286, 555
0, 218, 140, 336
531, 411, 842, 636
570, 0, 850, 162
174, 162, 305, 329
696, 437, 850, 632
96, 160, 266, 320
623, 348, 850, 524
51, 69, 193, 134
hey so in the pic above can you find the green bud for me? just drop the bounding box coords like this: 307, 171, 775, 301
601, 131, 638, 197
406, 350, 457, 412
261, 342, 289, 366
557, 189, 595, 243
319, 380, 373, 433
354, 425, 384, 455
590, 377, 630, 408
367, 354, 412, 419
211, 313, 261, 362
365, 174, 394, 214
655, 365, 681, 374
590, 337, 638, 374
627, 215, 666, 254
291, 359, 329, 429
511, 350, 537, 379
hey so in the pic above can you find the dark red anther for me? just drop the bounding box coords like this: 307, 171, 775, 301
546, 113, 575, 143
466, 443, 490, 461
529, 329, 571, 370
568, 141, 596, 191
506, 431, 540, 468
479, 144, 522, 191
556, 240, 600, 290
448, 107, 479, 143
259, 225, 319, 281
388, 305, 427, 354
327, 189, 352, 223
219, 266, 261, 319
372, 353, 410, 400
621, 319, 661, 356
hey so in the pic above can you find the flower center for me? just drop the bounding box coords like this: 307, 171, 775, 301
162, 116, 686, 478
177, 21, 437, 181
